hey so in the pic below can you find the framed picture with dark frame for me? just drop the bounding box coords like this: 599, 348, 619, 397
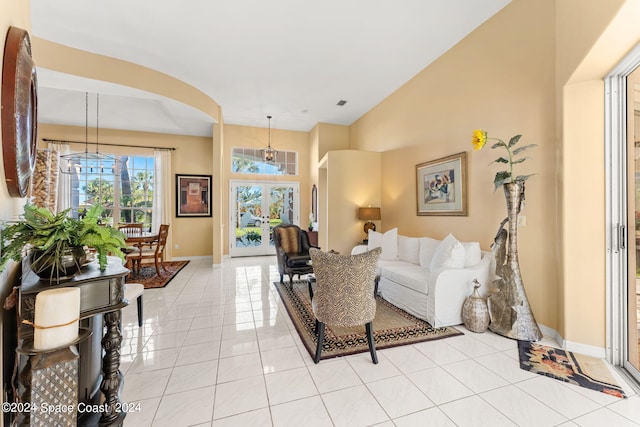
176, 174, 212, 217
416, 152, 467, 216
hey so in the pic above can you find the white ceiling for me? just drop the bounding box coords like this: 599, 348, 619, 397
30, 0, 511, 136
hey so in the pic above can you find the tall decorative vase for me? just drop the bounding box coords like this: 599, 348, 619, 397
487, 180, 542, 341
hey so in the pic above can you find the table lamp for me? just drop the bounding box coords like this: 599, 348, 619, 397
358, 207, 381, 242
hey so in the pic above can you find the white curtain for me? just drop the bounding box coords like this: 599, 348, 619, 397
47, 142, 72, 214
152, 149, 172, 259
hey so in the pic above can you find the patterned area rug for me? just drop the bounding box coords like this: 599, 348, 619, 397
274, 280, 462, 361
518, 341, 626, 398
128, 261, 189, 289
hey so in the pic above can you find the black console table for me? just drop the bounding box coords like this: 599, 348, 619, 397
17, 256, 129, 426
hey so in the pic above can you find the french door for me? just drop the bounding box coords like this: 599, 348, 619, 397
625, 68, 640, 380
229, 180, 299, 257
606, 46, 640, 386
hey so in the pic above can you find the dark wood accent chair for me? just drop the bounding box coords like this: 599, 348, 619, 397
273, 224, 318, 284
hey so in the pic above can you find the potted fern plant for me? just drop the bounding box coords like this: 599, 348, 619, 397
0, 204, 127, 281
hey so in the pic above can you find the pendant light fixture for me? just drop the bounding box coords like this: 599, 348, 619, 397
261, 115, 277, 162
93, 94, 119, 174
59, 92, 119, 175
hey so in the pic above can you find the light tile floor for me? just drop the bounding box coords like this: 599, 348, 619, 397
120, 257, 640, 427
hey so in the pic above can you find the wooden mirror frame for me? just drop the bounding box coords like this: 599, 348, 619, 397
2, 26, 38, 198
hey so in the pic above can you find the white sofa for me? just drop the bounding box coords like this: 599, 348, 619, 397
352, 229, 495, 328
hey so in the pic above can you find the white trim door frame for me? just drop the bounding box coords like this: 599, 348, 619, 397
229, 180, 299, 257
605, 42, 640, 385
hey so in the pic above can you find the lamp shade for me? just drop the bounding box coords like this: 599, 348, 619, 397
358, 207, 381, 221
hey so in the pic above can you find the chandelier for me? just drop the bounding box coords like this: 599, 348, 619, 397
59, 93, 120, 175
261, 115, 277, 162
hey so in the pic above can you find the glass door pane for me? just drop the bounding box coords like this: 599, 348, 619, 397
267, 185, 297, 248
233, 184, 264, 254
628, 68, 640, 375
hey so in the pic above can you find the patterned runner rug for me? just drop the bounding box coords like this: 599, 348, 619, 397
518, 341, 626, 398
274, 280, 462, 361
128, 261, 190, 289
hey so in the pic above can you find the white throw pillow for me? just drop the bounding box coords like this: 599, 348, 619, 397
398, 236, 420, 264
462, 241, 482, 267
367, 230, 382, 251
418, 237, 441, 267
430, 233, 465, 270
368, 228, 398, 260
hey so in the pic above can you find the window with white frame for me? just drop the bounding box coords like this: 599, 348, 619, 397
70, 154, 154, 229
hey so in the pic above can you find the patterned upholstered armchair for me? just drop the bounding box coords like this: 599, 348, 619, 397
273, 224, 318, 284
309, 247, 382, 364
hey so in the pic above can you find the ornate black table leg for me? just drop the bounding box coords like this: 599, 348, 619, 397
17, 359, 32, 426
99, 310, 125, 426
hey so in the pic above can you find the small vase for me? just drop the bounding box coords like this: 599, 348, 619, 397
462, 279, 489, 333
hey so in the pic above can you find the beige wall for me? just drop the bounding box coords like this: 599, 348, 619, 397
309, 125, 320, 188
212, 115, 224, 264
311, 123, 351, 244
317, 123, 350, 159
320, 150, 381, 255
223, 124, 312, 254
37, 124, 214, 259
350, 0, 558, 330
557, 0, 640, 347
308, 122, 350, 186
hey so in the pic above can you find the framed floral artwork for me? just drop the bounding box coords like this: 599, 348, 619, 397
416, 152, 467, 216
176, 174, 212, 217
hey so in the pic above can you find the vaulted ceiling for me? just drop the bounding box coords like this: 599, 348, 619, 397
31, 0, 511, 137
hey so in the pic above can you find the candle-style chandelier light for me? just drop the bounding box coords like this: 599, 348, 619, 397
261, 115, 277, 162
59, 93, 120, 175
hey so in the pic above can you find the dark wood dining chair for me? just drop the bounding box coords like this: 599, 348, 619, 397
118, 223, 144, 236
126, 224, 170, 276
120, 223, 145, 272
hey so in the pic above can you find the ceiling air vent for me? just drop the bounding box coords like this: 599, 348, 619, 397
336, 100, 347, 106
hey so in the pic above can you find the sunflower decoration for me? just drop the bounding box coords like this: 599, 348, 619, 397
472, 129, 537, 190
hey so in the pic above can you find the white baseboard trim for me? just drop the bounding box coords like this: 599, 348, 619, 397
539, 324, 561, 345
563, 340, 607, 359
539, 324, 606, 359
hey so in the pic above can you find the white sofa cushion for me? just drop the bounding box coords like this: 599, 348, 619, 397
430, 233, 465, 270
418, 237, 441, 267
462, 241, 482, 267
379, 263, 431, 294
374, 258, 400, 276
398, 235, 420, 264
368, 228, 398, 260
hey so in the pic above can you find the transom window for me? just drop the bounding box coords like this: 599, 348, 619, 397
231, 148, 297, 175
